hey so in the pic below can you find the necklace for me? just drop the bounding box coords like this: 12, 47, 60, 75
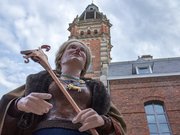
61, 73, 80, 80
60, 73, 85, 92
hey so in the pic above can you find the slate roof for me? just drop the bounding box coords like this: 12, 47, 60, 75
108, 56, 180, 79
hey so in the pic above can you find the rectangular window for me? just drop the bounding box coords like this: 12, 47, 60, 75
136, 65, 152, 74
86, 12, 95, 19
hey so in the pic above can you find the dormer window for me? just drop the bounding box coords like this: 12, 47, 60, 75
136, 65, 152, 74
132, 55, 154, 75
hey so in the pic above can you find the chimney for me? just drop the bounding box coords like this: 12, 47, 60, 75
138, 55, 153, 60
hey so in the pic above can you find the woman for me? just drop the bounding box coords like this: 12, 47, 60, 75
0, 39, 126, 135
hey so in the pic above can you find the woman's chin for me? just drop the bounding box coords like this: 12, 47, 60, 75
69, 59, 84, 69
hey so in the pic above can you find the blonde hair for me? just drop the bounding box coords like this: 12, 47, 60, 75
55, 39, 91, 77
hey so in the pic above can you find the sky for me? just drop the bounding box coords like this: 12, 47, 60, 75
0, 0, 180, 97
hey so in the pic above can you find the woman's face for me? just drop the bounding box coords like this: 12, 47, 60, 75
60, 41, 87, 70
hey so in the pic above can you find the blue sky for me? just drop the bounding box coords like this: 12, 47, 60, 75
0, 0, 180, 97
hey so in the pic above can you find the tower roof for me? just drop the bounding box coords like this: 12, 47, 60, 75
68, 3, 112, 33
79, 3, 106, 20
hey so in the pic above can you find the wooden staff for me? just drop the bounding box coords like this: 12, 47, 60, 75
20, 45, 99, 135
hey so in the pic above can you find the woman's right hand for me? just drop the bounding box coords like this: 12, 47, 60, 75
17, 92, 53, 115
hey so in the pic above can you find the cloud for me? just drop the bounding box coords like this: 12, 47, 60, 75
0, 27, 21, 54
0, 0, 180, 98
100, 0, 180, 61
0, 71, 17, 88
0, 71, 18, 97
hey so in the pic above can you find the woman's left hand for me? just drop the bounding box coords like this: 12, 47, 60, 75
72, 108, 104, 132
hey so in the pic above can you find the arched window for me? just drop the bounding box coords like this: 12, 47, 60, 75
144, 101, 172, 135
87, 30, 91, 35
94, 29, 98, 35
80, 31, 84, 36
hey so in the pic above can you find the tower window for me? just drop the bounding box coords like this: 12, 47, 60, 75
80, 31, 84, 36
86, 12, 94, 19
135, 65, 152, 74
94, 30, 98, 35
144, 102, 172, 135
87, 30, 91, 35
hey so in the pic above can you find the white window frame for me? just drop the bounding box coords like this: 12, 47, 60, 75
136, 65, 152, 74
145, 102, 172, 135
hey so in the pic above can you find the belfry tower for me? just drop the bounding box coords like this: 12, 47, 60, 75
68, 3, 112, 85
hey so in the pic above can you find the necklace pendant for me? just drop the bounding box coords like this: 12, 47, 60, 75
67, 83, 81, 92
79, 80, 85, 84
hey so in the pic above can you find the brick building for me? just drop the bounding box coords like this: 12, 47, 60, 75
68, 3, 180, 135
109, 56, 180, 135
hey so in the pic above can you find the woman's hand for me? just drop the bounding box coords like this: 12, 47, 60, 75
72, 108, 105, 132
17, 92, 53, 115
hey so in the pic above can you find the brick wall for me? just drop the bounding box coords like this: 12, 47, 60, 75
83, 39, 101, 78
109, 75, 180, 135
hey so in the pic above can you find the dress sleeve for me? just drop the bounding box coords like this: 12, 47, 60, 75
107, 102, 127, 135
7, 98, 24, 118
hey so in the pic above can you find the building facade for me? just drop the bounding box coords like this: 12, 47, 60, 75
108, 56, 180, 135
68, 3, 180, 135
